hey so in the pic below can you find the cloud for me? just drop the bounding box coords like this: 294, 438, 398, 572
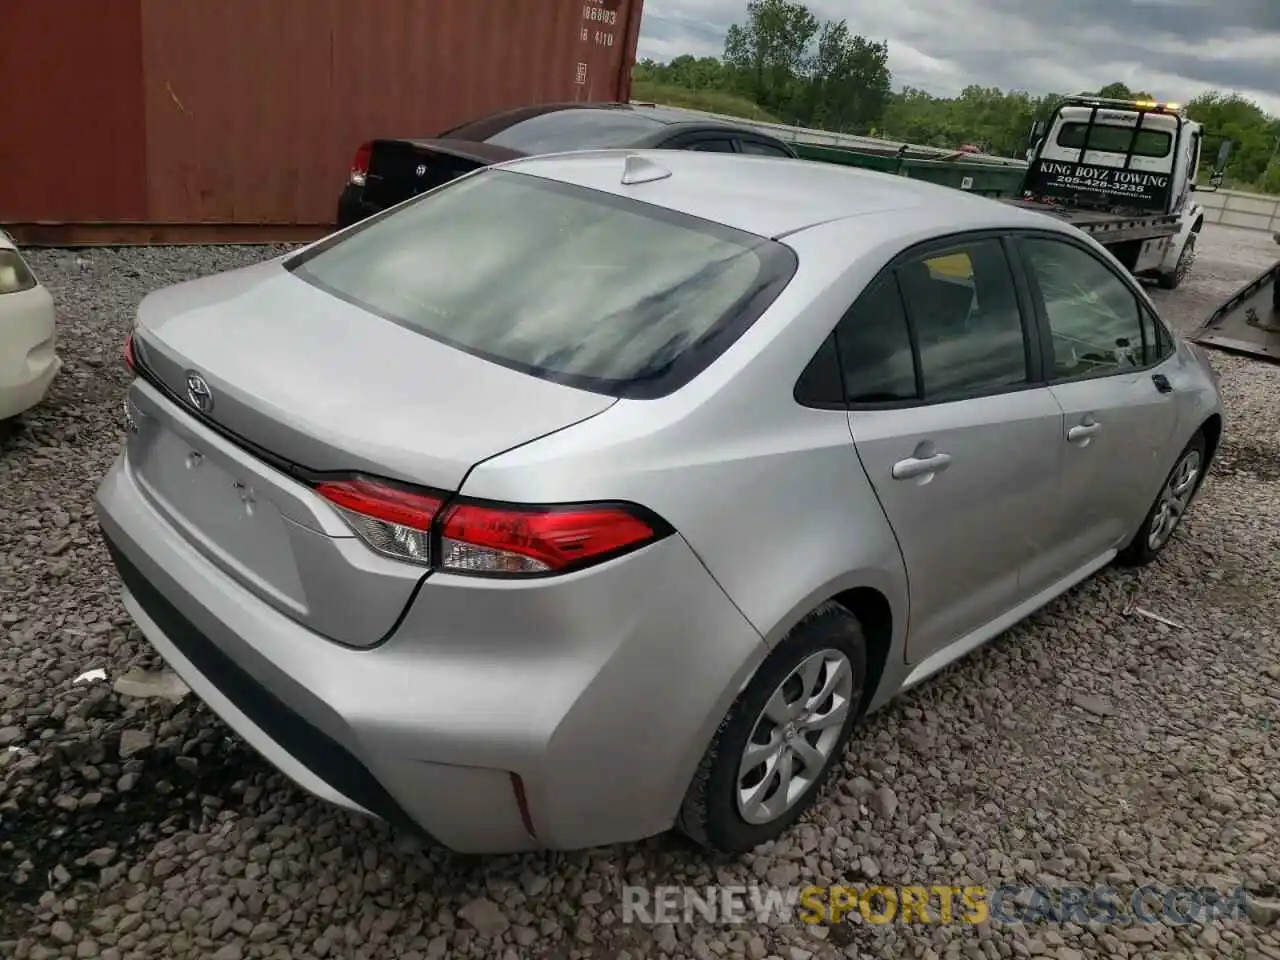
636, 0, 1280, 117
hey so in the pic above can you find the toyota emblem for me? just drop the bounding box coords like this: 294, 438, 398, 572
185, 372, 214, 413
415, 163, 428, 176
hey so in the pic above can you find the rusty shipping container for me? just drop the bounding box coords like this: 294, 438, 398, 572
0, 0, 645, 245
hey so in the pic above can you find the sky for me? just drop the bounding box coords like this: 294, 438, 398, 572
635, 0, 1280, 118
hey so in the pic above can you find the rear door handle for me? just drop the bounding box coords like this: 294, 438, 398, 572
1067, 421, 1101, 443
891, 452, 952, 480
1152, 373, 1173, 394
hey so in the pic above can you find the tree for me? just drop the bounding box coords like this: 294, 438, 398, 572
804, 21, 891, 133
1094, 81, 1154, 102
633, 9, 1280, 193
1187, 91, 1280, 186
722, 0, 818, 115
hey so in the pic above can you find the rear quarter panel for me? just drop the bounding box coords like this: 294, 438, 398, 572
456, 216, 921, 652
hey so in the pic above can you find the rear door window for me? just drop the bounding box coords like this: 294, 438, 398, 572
897, 239, 1031, 400
288, 171, 796, 398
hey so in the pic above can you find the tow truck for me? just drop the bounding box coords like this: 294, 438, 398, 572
1016, 94, 1231, 290
1188, 236, 1280, 364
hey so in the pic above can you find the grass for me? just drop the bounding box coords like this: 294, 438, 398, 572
630, 80, 782, 123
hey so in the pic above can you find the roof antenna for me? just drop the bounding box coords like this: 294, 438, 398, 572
621, 153, 672, 185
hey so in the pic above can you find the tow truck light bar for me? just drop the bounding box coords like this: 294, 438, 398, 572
1066, 94, 1182, 114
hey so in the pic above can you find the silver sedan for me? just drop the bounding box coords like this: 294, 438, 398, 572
95, 149, 1223, 854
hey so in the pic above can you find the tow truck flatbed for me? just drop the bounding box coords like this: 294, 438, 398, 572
1188, 257, 1280, 363
1003, 199, 1181, 245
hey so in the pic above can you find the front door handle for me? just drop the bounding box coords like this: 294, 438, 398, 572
1152, 373, 1173, 394
892, 452, 952, 480
1067, 420, 1101, 443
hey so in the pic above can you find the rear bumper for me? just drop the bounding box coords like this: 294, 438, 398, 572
0, 284, 60, 419
336, 184, 381, 229
95, 450, 765, 853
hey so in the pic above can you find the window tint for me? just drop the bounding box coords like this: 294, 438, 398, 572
897, 239, 1029, 399
1143, 307, 1175, 364
1022, 237, 1147, 379
1056, 122, 1172, 158
289, 171, 796, 398
453, 108, 666, 153
738, 139, 792, 157
834, 274, 917, 403
687, 138, 736, 153
794, 332, 845, 406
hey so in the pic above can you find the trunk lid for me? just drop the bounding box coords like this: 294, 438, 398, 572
127, 259, 614, 646
362, 138, 520, 211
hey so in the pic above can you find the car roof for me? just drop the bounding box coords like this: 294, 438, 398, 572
498, 149, 1071, 240
440, 101, 780, 143
459, 101, 747, 127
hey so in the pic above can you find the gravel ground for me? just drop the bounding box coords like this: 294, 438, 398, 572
2, 228, 1278, 960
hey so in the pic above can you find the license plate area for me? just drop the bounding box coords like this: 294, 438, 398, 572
132, 423, 308, 610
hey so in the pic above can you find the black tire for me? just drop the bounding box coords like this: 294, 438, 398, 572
1157, 232, 1196, 290
1117, 430, 1208, 566
677, 602, 867, 853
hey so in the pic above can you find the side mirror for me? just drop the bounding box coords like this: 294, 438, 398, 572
1214, 139, 1233, 172
1026, 119, 1045, 152
1194, 139, 1232, 193
1211, 140, 1232, 185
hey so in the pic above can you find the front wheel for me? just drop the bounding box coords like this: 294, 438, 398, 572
1117, 431, 1207, 566
677, 603, 866, 853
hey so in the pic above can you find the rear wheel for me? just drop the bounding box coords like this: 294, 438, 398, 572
677, 603, 866, 853
1117, 431, 1207, 566
1157, 232, 1196, 290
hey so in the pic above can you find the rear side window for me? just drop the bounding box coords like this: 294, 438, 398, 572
834, 274, 918, 403
739, 140, 793, 157
687, 139, 736, 153
289, 171, 796, 398
453, 109, 667, 153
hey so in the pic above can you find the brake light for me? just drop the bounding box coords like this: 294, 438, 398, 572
439, 502, 660, 575
315, 475, 667, 576
316, 477, 443, 565
124, 331, 136, 373
349, 142, 372, 186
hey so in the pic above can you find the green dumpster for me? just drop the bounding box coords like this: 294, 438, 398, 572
792, 142, 1027, 199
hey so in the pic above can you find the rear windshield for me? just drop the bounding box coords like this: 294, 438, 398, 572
446, 108, 668, 154
1056, 122, 1172, 158
288, 170, 796, 398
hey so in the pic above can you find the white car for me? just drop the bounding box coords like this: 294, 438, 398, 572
0, 231, 60, 421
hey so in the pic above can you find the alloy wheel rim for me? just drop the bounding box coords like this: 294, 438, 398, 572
736, 649, 855, 825
1147, 449, 1202, 551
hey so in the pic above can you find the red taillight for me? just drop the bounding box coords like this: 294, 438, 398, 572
124, 331, 136, 372
315, 474, 666, 576
439, 502, 660, 575
316, 477, 443, 566
349, 142, 372, 186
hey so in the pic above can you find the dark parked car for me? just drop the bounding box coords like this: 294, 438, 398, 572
336, 102, 799, 227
